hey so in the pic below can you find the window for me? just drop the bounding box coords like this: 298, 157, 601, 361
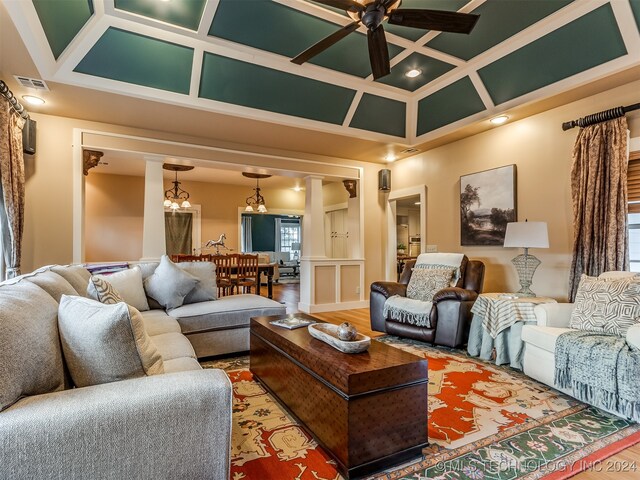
280, 223, 300, 253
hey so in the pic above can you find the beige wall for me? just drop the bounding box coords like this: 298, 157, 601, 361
391, 79, 640, 300
323, 181, 349, 206
85, 173, 144, 262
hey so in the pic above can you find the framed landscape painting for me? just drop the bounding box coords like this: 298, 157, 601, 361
460, 165, 517, 246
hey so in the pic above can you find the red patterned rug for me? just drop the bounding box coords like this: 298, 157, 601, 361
201, 336, 640, 479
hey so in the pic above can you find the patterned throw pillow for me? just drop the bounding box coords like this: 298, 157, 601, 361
570, 274, 640, 336
406, 268, 455, 302
415, 263, 461, 286
87, 276, 124, 305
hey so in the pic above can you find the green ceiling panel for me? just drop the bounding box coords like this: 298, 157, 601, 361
114, 0, 206, 30
199, 53, 356, 125
75, 28, 193, 94
631, 0, 640, 31
376, 52, 455, 91
478, 3, 627, 106
32, 0, 93, 59
426, 0, 573, 61
350, 94, 406, 137
385, 0, 468, 41
417, 76, 485, 136
209, 0, 401, 78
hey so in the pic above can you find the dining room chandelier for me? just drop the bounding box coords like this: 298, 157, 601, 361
243, 172, 271, 213
163, 164, 193, 210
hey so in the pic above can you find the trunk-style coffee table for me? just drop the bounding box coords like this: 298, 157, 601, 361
250, 314, 428, 479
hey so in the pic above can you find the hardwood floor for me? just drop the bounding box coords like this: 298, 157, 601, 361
258, 282, 640, 477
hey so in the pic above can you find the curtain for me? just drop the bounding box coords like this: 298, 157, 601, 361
274, 218, 282, 252
241, 215, 252, 252
568, 117, 629, 301
0, 97, 26, 280
165, 212, 192, 256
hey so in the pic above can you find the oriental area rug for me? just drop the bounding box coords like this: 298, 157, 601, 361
201, 336, 640, 480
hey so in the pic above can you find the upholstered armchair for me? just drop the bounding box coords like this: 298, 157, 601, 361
370, 255, 485, 348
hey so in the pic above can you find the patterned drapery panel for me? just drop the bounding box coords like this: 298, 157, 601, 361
568, 117, 629, 301
0, 96, 26, 280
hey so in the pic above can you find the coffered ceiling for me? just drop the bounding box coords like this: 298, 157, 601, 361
3, 0, 640, 162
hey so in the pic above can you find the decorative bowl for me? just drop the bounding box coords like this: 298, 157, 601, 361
308, 323, 370, 354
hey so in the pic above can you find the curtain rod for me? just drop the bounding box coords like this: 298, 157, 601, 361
0, 80, 29, 120
562, 102, 640, 131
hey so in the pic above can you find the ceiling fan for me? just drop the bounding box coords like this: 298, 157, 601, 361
291, 0, 480, 80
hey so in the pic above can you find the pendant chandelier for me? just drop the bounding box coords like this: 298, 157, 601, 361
163, 164, 193, 210
243, 172, 271, 213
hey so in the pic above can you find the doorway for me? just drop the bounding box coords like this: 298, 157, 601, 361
386, 185, 427, 281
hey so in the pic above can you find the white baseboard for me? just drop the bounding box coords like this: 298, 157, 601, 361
297, 300, 369, 314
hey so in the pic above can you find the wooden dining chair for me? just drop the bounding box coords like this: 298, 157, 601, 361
234, 254, 259, 294
211, 255, 233, 297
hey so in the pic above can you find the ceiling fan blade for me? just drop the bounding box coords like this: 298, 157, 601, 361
291, 22, 360, 65
367, 25, 390, 80
312, 0, 365, 12
388, 9, 480, 34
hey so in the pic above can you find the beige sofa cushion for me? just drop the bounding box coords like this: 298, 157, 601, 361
144, 256, 198, 310
87, 276, 125, 304
51, 265, 91, 297
58, 295, 164, 387
24, 270, 78, 302
521, 325, 574, 353
177, 261, 217, 303
139, 309, 182, 336
95, 267, 149, 312
0, 281, 65, 411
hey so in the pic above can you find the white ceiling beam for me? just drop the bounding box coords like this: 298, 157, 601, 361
197, 0, 220, 37
342, 91, 364, 127
609, 0, 640, 57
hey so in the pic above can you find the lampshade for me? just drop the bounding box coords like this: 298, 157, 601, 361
503, 222, 549, 249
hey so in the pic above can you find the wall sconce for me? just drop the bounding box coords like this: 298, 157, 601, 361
378, 169, 391, 191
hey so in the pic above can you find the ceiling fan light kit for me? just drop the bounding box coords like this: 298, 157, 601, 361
292, 0, 479, 80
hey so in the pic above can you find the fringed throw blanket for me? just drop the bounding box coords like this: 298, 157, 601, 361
555, 330, 640, 422
383, 296, 433, 327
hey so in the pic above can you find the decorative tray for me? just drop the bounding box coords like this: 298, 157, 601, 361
308, 323, 371, 354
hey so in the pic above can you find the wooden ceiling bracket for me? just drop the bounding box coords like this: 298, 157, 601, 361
343, 179, 357, 198
83, 149, 104, 176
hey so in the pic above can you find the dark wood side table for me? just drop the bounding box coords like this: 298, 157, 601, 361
250, 313, 428, 479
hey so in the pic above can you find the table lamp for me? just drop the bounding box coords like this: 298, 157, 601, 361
291, 242, 301, 260
503, 221, 549, 297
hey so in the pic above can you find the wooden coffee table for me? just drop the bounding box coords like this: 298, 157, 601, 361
250, 313, 428, 479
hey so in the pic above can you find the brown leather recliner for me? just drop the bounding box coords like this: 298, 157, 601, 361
370, 256, 485, 348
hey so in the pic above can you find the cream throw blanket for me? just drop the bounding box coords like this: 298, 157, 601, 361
384, 253, 464, 328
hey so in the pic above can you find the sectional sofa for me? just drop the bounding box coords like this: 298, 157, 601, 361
0, 262, 286, 479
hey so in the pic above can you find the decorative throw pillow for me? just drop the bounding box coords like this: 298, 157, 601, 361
415, 263, 461, 287
177, 261, 217, 303
144, 255, 199, 310
570, 274, 640, 336
92, 267, 149, 312
57, 295, 164, 388
406, 267, 455, 302
87, 276, 125, 304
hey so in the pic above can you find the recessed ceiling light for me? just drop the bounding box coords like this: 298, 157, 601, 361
385, 154, 397, 162
414, 202, 421, 205
22, 95, 45, 105
405, 69, 422, 78
292, 186, 303, 192
490, 115, 509, 125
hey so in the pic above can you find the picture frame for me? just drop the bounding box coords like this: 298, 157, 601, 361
460, 165, 517, 246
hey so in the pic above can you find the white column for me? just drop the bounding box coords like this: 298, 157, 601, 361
347, 185, 361, 259
302, 175, 326, 259
141, 158, 166, 261
299, 175, 325, 312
